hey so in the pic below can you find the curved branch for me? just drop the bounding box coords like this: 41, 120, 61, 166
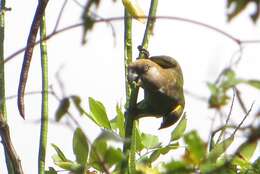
3, 16, 260, 64
17, 0, 49, 118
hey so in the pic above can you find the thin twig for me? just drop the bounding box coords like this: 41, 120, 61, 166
71, 0, 84, 8
233, 102, 254, 135
216, 89, 236, 144
3, 16, 260, 64
53, 0, 68, 32
234, 87, 247, 114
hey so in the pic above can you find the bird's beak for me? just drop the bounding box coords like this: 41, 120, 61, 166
128, 69, 139, 83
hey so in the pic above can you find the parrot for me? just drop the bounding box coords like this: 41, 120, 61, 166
128, 55, 185, 129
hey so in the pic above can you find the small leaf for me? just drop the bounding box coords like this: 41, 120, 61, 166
73, 128, 89, 165
116, 104, 125, 137
88, 97, 111, 129
163, 160, 193, 173
122, 0, 146, 23
104, 148, 124, 166
224, 69, 236, 81
53, 161, 82, 172
97, 130, 125, 142
207, 135, 234, 162
184, 131, 206, 164
71, 95, 85, 115
237, 141, 257, 161
207, 83, 218, 95
136, 164, 160, 174
51, 144, 68, 162
89, 138, 107, 171
141, 133, 159, 149
149, 143, 179, 162
55, 97, 70, 121
171, 114, 187, 141
232, 141, 257, 168
246, 80, 260, 89
135, 125, 145, 151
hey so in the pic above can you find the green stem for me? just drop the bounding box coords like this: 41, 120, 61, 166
38, 13, 49, 174
122, 0, 158, 173
0, 0, 7, 121
139, 0, 158, 58
0, 1, 24, 173
122, 9, 133, 173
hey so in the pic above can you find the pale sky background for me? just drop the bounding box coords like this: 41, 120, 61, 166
1, 0, 260, 173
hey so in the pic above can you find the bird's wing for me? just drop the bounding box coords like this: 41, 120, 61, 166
149, 56, 178, 68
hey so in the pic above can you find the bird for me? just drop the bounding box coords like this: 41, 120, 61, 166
128, 55, 185, 129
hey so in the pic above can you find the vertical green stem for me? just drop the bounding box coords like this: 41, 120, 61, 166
122, 1, 158, 173
139, 0, 158, 58
0, 1, 24, 174
0, 0, 7, 121
122, 9, 133, 173
124, 11, 132, 105
38, 13, 48, 174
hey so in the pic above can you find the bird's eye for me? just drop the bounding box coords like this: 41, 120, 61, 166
144, 64, 150, 72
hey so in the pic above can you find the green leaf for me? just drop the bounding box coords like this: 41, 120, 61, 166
232, 141, 257, 169
51, 144, 68, 162
71, 95, 85, 115
97, 130, 125, 142
149, 143, 179, 162
237, 141, 257, 161
221, 69, 242, 90
252, 157, 260, 173
207, 135, 234, 162
224, 69, 236, 81
184, 131, 206, 164
135, 125, 145, 152
163, 160, 193, 173
116, 104, 125, 137
53, 161, 82, 172
55, 97, 70, 121
246, 80, 260, 89
73, 128, 89, 165
207, 83, 218, 96
105, 148, 124, 166
141, 133, 159, 149
89, 138, 107, 171
88, 97, 111, 129
136, 164, 160, 174
122, 0, 145, 23
51, 144, 83, 172
171, 114, 187, 141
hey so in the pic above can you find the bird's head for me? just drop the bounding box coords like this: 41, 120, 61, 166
128, 59, 162, 88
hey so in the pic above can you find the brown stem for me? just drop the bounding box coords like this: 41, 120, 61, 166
17, 0, 49, 118
0, 117, 24, 174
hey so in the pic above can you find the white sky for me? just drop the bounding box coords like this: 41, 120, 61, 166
1, 0, 260, 173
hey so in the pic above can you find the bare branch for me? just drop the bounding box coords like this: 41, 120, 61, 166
53, 0, 68, 32
2, 16, 260, 64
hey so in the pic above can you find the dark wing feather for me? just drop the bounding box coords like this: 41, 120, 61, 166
149, 56, 178, 68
